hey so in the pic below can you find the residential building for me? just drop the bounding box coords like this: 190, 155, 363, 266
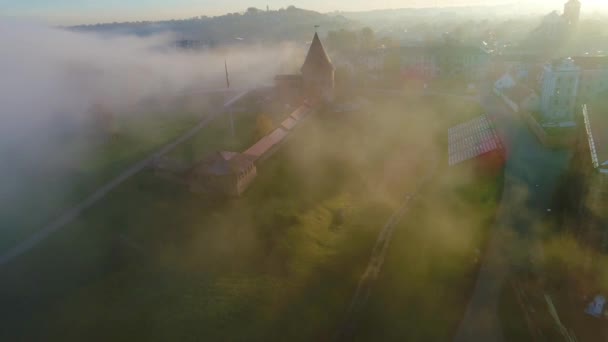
493, 65, 541, 113
540, 58, 581, 121
539, 56, 608, 122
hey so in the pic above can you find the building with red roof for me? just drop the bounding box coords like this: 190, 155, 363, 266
448, 115, 505, 173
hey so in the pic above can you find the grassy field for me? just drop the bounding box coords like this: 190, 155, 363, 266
0, 110, 202, 253
0, 94, 496, 341
353, 160, 503, 341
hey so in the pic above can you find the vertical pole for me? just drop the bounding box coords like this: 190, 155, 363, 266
225, 59, 235, 139
230, 109, 235, 139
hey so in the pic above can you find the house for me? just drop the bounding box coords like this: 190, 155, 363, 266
494, 72, 516, 92
448, 114, 505, 173
187, 151, 257, 196
494, 70, 540, 113
503, 84, 540, 113
540, 58, 582, 122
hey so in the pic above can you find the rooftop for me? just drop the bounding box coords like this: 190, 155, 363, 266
573, 56, 608, 70
448, 115, 503, 166
190, 152, 255, 177
244, 128, 289, 159
504, 84, 536, 104
301, 32, 335, 74
582, 104, 608, 173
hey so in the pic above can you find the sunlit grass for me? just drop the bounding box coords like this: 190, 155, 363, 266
0, 94, 496, 341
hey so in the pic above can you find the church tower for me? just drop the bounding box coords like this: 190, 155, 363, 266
563, 0, 581, 26
301, 32, 335, 103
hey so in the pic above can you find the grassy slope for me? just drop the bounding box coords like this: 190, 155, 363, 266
352, 95, 502, 341
0, 95, 495, 341
354, 165, 503, 341
0, 111, 200, 253
0, 97, 435, 341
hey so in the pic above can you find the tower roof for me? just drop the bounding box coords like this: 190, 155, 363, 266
301, 33, 335, 74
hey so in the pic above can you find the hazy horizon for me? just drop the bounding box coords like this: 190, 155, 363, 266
5, 0, 608, 26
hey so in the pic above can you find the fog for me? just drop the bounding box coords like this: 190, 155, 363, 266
0, 19, 301, 236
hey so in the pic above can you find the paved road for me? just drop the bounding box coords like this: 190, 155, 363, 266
0, 90, 251, 267
454, 91, 571, 342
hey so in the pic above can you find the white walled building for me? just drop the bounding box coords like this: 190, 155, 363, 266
540, 58, 581, 121
540, 56, 608, 122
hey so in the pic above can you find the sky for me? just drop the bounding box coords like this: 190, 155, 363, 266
2, 0, 607, 25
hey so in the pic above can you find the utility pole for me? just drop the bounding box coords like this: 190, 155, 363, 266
225, 59, 235, 139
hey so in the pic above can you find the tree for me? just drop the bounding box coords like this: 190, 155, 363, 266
383, 50, 401, 75
360, 27, 375, 50
383, 50, 402, 86
326, 29, 358, 52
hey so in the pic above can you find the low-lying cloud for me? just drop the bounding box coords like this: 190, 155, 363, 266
0, 19, 301, 234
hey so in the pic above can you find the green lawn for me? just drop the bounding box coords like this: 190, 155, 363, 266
0, 95, 495, 341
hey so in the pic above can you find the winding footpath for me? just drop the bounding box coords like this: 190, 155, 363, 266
0, 90, 250, 267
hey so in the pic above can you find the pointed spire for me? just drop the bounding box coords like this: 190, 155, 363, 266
301, 32, 335, 75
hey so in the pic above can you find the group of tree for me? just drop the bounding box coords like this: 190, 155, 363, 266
326, 27, 388, 52
71, 6, 355, 46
